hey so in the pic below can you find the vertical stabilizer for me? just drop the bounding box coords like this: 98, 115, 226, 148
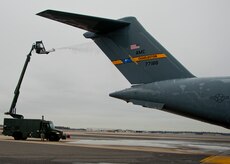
84, 17, 194, 84
37, 10, 195, 84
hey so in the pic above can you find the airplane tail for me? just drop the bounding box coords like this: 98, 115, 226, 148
37, 10, 195, 84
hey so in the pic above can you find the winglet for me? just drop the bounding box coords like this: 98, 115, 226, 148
37, 10, 130, 34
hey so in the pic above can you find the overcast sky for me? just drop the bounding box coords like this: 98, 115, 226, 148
1, 0, 230, 132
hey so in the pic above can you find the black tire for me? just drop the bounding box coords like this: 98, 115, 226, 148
13, 132, 22, 140
49, 133, 60, 141
22, 136, 27, 140
55, 137, 60, 141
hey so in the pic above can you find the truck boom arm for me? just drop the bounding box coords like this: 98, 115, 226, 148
5, 41, 54, 119
5, 46, 34, 119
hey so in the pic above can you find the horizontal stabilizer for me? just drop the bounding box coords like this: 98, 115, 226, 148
37, 10, 130, 33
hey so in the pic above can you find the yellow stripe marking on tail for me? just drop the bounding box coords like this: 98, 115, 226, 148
201, 155, 230, 164
112, 53, 167, 65
133, 53, 167, 62
112, 60, 123, 65
129, 55, 138, 64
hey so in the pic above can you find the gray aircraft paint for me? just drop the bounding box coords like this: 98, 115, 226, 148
110, 77, 230, 129
85, 16, 194, 84
37, 10, 230, 129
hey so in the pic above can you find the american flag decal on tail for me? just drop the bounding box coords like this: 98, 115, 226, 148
130, 44, 140, 50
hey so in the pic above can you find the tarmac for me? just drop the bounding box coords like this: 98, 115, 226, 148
0, 130, 229, 164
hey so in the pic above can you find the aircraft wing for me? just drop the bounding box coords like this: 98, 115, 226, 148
37, 10, 130, 34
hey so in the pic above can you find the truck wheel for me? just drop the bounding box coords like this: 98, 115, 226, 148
49, 134, 60, 141
55, 137, 60, 141
22, 136, 27, 140
13, 132, 22, 140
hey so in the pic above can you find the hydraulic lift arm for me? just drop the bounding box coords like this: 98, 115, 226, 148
5, 41, 54, 119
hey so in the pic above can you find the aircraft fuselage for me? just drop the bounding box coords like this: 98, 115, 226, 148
110, 77, 230, 129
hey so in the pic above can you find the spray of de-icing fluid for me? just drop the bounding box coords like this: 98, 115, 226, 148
52, 42, 101, 55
